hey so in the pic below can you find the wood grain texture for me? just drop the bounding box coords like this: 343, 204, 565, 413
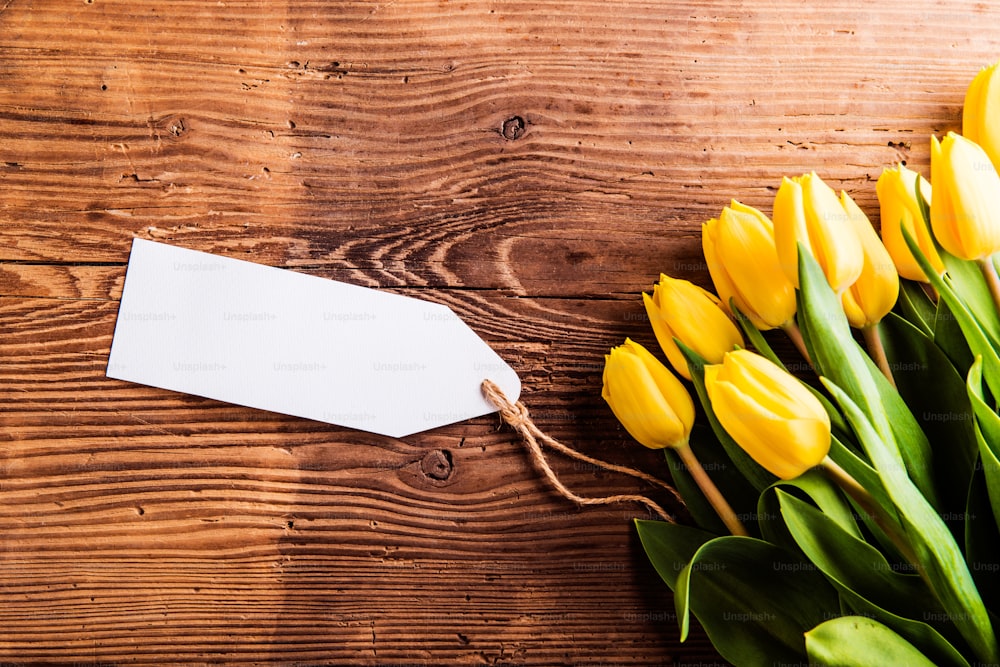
2, 0, 1000, 664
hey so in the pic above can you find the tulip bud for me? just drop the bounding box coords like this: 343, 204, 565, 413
704, 349, 831, 480
703, 201, 797, 330
602, 338, 696, 450
876, 164, 944, 282
964, 61, 1000, 172
642, 274, 744, 380
839, 190, 899, 328
773, 172, 865, 293
929, 132, 1000, 261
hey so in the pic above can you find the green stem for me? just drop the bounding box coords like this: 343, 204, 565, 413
920, 281, 939, 305
781, 320, 813, 368
862, 324, 896, 389
977, 254, 1000, 315
820, 456, 918, 568
675, 443, 749, 537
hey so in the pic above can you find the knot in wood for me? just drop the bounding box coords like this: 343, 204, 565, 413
421, 449, 453, 481
501, 116, 526, 140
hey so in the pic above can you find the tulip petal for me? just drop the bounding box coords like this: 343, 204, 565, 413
877, 165, 943, 282
774, 173, 865, 293
964, 62, 1000, 172
643, 291, 690, 379
712, 202, 797, 329
964, 65, 989, 147
645, 276, 743, 376
773, 176, 808, 286
627, 339, 696, 433
704, 350, 831, 480
801, 173, 865, 293
722, 349, 829, 422
658, 281, 742, 365
839, 190, 899, 327
702, 218, 739, 316
931, 133, 1000, 260
706, 378, 828, 480
603, 339, 694, 450
605, 350, 685, 448
929, 135, 966, 258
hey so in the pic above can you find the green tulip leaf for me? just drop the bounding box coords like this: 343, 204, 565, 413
795, 244, 894, 445
778, 490, 934, 614
797, 246, 938, 508
757, 468, 861, 551
896, 278, 937, 337
822, 377, 999, 664
828, 436, 891, 513
935, 295, 977, 372
880, 311, 979, 524
806, 616, 939, 667
779, 490, 970, 666
966, 463, 1000, 615
966, 357, 1000, 537
827, 436, 912, 560
837, 594, 971, 667
941, 248, 1000, 349
755, 468, 870, 565
673, 535, 838, 667
730, 300, 784, 368
903, 225, 1000, 402
634, 519, 716, 592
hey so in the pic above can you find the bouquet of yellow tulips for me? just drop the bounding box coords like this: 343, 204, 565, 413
604, 62, 1000, 666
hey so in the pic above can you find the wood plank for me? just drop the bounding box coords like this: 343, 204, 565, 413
3, 0, 1000, 663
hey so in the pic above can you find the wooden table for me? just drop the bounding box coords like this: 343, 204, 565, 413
1, 1, 998, 664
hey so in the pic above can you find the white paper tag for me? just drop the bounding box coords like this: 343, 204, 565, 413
106, 238, 521, 437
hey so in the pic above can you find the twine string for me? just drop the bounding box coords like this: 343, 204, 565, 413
481, 379, 681, 523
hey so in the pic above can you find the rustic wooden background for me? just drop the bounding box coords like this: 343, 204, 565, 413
2, 1, 999, 664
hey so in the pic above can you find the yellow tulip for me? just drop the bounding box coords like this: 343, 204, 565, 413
964, 61, 1000, 172
703, 201, 797, 330
704, 349, 831, 480
642, 274, 744, 380
602, 338, 696, 450
930, 132, 1000, 261
839, 190, 899, 328
773, 172, 865, 293
876, 164, 944, 282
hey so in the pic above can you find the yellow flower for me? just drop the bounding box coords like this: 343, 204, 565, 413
704, 349, 831, 480
930, 132, 1000, 261
773, 172, 865, 293
602, 338, 696, 450
876, 164, 944, 282
839, 190, 899, 328
964, 61, 1000, 172
643, 274, 744, 380
703, 201, 797, 330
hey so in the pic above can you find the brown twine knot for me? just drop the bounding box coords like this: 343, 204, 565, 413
481, 379, 681, 523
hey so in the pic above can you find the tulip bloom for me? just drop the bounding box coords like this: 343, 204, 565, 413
703, 201, 797, 330
704, 349, 831, 480
602, 338, 695, 450
964, 61, 1000, 172
876, 164, 944, 282
929, 132, 1000, 261
643, 275, 743, 380
839, 191, 899, 328
773, 172, 865, 293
